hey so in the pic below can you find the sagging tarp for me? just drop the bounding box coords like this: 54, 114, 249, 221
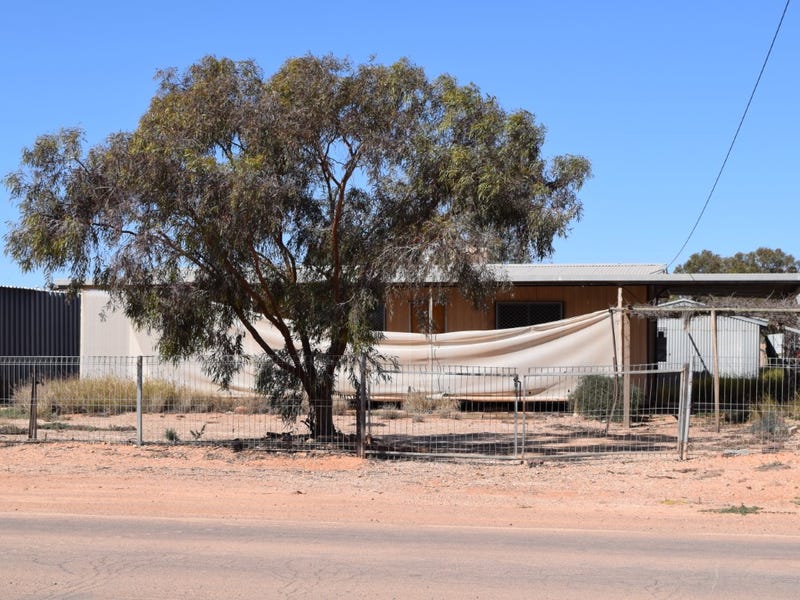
369, 310, 615, 401
378, 310, 614, 367
79, 290, 616, 400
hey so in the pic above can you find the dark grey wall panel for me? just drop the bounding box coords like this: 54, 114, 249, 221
0, 287, 81, 401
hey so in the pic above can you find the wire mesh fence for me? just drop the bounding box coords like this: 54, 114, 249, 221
520, 365, 687, 458
677, 357, 800, 454
1, 355, 799, 459
363, 364, 521, 458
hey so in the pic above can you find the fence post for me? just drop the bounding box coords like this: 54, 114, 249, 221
136, 356, 143, 446
711, 309, 721, 432
514, 374, 524, 460
677, 362, 693, 460
28, 365, 38, 441
357, 353, 367, 458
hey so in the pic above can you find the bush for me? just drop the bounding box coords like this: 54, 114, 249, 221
333, 395, 354, 416
401, 391, 460, 414
749, 397, 789, 440
689, 373, 759, 423
786, 393, 800, 420
760, 367, 798, 404
12, 376, 260, 416
569, 375, 642, 422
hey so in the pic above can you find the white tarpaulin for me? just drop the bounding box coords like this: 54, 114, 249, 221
80, 290, 615, 400
367, 310, 615, 401
377, 310, 614, 368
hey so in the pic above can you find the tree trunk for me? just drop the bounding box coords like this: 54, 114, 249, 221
305, 353, 340, 439
310, 397, 337, 439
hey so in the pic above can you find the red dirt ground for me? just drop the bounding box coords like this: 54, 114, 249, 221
1, 442, 799, 536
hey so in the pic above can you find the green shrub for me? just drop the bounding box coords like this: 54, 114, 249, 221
760, 367, 797, 404
568, 375, 642, 422
690, 373, 759, 423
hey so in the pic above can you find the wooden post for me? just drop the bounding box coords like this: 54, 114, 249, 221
711, 310, 721, 432
619, 289, 631, 428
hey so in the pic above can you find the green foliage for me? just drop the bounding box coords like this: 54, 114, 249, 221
4, 54, 590, 437
568, 375, 643, 422
0, 424, 28, 435
0, 406, 28, 419
706, 504, 762, 515
675, 247, 799, 273
759, 368, 797, 405
689, 370, 800, 423
164, 428, 180, 443
254, 353, 308, 425
690, 373, 760, 423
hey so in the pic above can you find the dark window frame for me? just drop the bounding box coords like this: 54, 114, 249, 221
495, 301, 564, 329
369, 303, 387, 332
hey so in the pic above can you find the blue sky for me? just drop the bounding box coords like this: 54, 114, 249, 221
1, 1, 797, 288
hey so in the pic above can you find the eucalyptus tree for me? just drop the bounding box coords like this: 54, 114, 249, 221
675, 248, 799, 274
5, 55, 591, 436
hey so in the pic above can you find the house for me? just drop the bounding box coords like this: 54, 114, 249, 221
383, 263, 665, 366
4, 265, 797, 405
14, 264, 798, 377
382, 264, 800, 366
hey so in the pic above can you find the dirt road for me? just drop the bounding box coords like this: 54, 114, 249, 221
1, 442, 799, 535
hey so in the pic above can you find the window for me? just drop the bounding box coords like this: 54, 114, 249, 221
369, 304, 386, 331
495, 302, 563, 329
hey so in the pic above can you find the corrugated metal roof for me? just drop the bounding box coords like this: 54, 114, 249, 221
55, 264, 800, 297
488, 263, 667, 282
658, 298, 769, 326
475, 265, 800, 295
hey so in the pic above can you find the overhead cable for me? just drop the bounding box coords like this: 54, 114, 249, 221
665, 0, 791, 271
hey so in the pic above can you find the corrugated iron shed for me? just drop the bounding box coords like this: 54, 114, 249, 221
1, 286, 81, 402
0, 286, 80, 356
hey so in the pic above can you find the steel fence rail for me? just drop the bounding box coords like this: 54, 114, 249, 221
1, 355, 799, 460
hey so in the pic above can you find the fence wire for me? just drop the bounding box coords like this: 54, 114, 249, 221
1, 355, 799, 459
364, 364, 520, 458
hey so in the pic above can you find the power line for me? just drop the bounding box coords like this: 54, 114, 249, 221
665, 0, 791, 271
